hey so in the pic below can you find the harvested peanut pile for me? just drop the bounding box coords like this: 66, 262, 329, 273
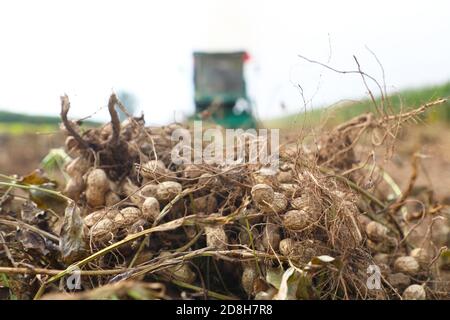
0, 94, 448, 300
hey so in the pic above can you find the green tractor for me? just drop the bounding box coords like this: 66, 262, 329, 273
193, 51, 257, 128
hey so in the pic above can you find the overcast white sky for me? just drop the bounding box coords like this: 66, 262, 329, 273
0, 0, 449, 124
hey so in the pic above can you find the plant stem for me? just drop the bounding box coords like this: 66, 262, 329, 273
0, 266, 125, 276
318, 166, 385, 208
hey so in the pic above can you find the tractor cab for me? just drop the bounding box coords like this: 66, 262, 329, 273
193, 51, 257, 128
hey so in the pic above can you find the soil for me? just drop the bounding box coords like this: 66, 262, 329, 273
0, 133, 63, 175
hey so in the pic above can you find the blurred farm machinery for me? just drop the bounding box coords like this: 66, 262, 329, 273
193, 51, 257, 128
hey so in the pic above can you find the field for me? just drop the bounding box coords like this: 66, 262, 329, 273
264, 81, 450, 128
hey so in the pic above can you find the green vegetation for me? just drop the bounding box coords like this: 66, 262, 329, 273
0, 110, 62, 124
0, 110, 99, 135
264, 81, 450, 128
0, 122, 58, 135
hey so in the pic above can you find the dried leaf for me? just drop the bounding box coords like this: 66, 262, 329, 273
41, 281, 167, 300
19, 170, 66, 211
59, 201, 88, 264
20, 169, 51, 186
29, 183, 66, 211
16, 229, 49, 256
20, 201, 46, 225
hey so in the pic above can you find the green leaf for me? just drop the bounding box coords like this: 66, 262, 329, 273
273, 267, 297, 300
0, 273, 17, 300
41, 148, 71, 172
0, 273, 10, 287
127, 289, 147, 300
296, 273, 313, 300
265, 267, 313, 300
